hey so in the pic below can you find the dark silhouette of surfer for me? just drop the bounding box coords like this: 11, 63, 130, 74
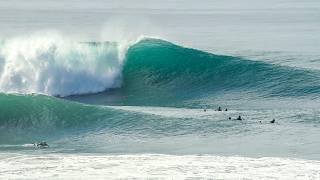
217, 107, 222, 111
270, 119, 275, 124
33, 141, 49, 148
236, 116, 242, 120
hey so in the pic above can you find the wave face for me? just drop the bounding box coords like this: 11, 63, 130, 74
1, 37, 320, 158
0, 34, 123, 96
0, 36, 319, 99
0, 94, 110, 143
115, 39, 320, 105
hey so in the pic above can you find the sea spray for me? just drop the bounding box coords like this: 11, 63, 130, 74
0, 33, 123, 96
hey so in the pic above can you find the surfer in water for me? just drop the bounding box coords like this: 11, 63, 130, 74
217, 107, 222, 111
33, 141, 49, 148
270, 119, 275, 124
236, 116, 242, 120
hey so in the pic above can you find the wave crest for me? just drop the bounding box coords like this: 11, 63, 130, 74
0, 35, 319, 99
0, 33, 123, 96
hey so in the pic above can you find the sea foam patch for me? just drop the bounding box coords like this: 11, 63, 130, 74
0, 154, 319, 179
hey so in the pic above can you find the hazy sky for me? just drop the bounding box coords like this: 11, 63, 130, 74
1, 0, 319, 10
0, 0, 319, 66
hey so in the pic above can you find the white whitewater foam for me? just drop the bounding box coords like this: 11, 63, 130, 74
107, 106, 229, 118
0, 32, 126, 96
107, 105, 252, 119
0, 153, 319, 179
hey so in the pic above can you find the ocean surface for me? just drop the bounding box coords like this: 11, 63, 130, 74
1, 0, 320, 179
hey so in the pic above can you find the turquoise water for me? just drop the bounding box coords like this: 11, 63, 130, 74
0, 0, 320, 178
1, 38, 320, 160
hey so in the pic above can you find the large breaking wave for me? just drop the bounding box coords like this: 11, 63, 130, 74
1, 35, 320, 148
0, 34, 319, 98
123, 39, 320, 99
